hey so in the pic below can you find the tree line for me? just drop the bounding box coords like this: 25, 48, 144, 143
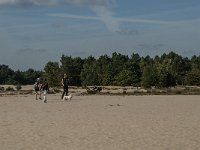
1, 51, 200, 88
0, 66, 42, 85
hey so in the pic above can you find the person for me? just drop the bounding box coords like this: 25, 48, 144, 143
41, 78, 49, 103
34, 78, 41, 100
61, 73, 69, 100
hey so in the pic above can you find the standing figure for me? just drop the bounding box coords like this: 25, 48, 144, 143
61, 73, 69, 100
41, 78, 49, 103
34, 78, 41, 100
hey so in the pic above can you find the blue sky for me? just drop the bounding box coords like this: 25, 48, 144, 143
0, 0, 200, 70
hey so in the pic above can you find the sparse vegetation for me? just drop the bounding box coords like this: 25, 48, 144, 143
5, 86, 14, 91
0, 86, 4, 92
15, 84, 22, 91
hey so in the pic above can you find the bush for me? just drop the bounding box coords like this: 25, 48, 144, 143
0, 86, 4, 91
6, 86, 14, 91
15, 84, 22, 91
52, 87, 61, 93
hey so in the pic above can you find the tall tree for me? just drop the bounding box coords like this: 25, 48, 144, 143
96, 55, 113, 85
60, 55, 83, 86
22, 68, 42, 85
43, 62, 61, 87
0, 65, 15, 84
141, 65, 158, 88
128, 53, 142, 86
80, 56, 99, 86
114, 69, 134, 86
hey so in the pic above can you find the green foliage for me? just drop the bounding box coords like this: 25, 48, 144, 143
80, 56, 99, 86
114, 70, 134, 86
191, 55, 200, 70
128, 53, 141, 86
186, 68, 200, 86
186, 55, 200, 86
22, 69, 42, 85
60, 55, 83, 86
96, 55, 113, 85
155, 60, 176, 87
0, 52, 200, 88
141, 65, 158, 88
111, 52, 129, 74
0, 65, 42, 85
43, 61, 61, 87
0, 65, 15, 84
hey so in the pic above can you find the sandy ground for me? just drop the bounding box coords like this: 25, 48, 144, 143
0, 94, 200, 150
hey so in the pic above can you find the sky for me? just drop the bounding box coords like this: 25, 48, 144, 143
0, 0, 200, 70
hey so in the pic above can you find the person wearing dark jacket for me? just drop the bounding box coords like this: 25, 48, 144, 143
61, 73, 69, 100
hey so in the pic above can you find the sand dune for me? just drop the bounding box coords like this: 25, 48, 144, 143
0, 94, 200, 150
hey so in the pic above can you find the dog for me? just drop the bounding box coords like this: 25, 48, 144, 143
62, 94, 72, 101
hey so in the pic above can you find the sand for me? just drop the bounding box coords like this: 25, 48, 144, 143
0, 94, 200, 150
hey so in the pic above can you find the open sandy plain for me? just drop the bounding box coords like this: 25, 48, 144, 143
0, 93, 200, 150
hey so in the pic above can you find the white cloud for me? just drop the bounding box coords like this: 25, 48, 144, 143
48, 13, 172, 25
0, 0, 119, 32
0, 0, 172, 33
17, 48, 48, 54
91, 5, 120, 32
48, 11, 174, 33
48, 13, 99, 20
0, 0, 111, 6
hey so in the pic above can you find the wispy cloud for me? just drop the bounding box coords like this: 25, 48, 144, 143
137, 43, 165, 51
51, 23, 65, 29
48, 12, 174, 34
48, 13, 99, 20
116, 29, 139, 36
48, 13, 172, 24
0, 0, 172, 33
0, 0, 119, 32
17, 48, 48, 54
0, 0, 110, 6
91, 5, 119, 32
